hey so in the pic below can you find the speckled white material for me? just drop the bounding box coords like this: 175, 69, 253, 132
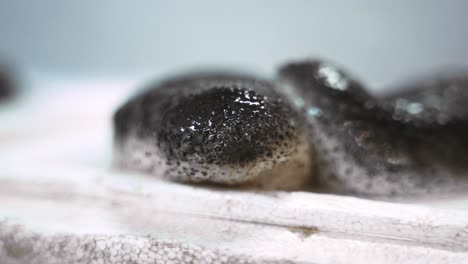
1, 172, 468, 264
0, 222, 263, 264
1, 79, 468, 264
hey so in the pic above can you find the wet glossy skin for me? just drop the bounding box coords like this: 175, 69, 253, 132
114, 60, 468, 196
157, 87, 294, 166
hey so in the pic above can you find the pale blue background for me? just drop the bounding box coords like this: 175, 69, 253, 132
0, 0, 468, 90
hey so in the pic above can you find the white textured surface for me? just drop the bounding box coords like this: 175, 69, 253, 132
1, 168, 468, 263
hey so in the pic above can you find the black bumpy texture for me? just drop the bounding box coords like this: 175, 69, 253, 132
157, 87, 295, 166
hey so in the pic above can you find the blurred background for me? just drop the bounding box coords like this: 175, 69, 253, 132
1, 0, 468, 94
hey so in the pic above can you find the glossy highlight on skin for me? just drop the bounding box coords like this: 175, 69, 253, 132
158, 87, 289, 166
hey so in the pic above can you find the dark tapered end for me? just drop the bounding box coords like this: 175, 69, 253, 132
0, 67, 15, 102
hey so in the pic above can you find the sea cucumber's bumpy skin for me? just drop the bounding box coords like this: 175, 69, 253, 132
114, 73, 313, 189
278, 61, 468, 196
114, 61, 468, 196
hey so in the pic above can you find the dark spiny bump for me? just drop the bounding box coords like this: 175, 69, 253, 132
157, 87, 295, 165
